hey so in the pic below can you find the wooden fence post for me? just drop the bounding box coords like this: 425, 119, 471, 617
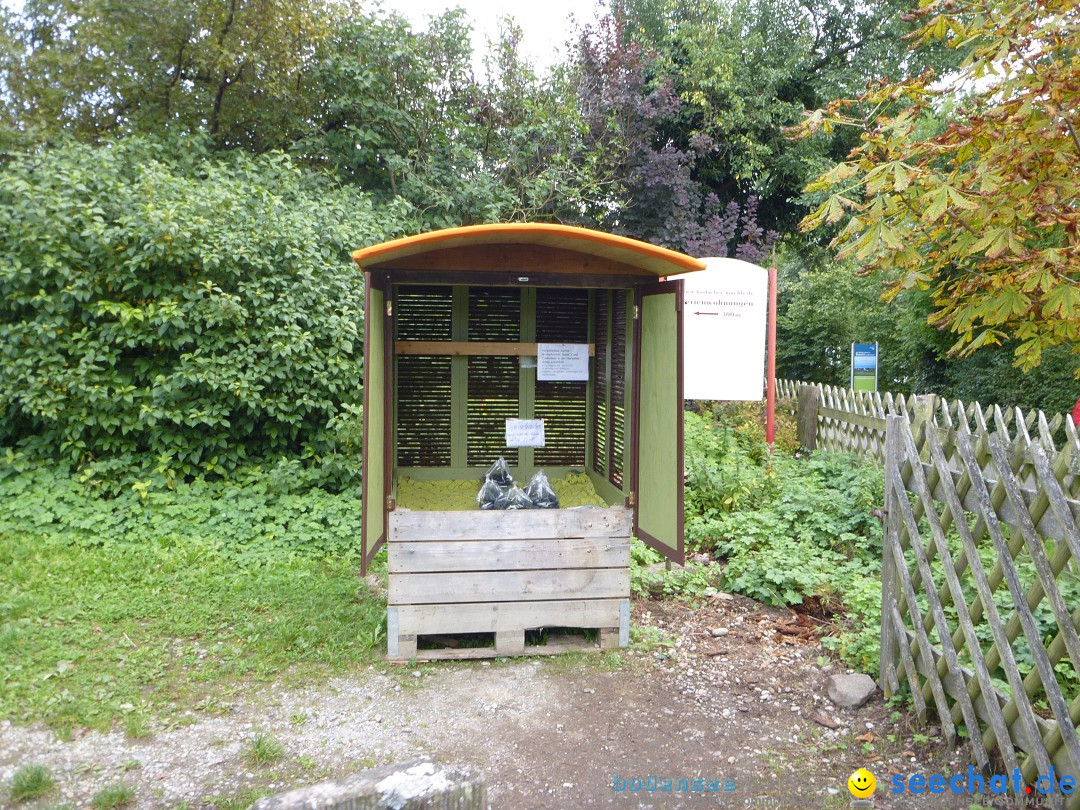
911, 393, 937, 436
797, 384, 820, 451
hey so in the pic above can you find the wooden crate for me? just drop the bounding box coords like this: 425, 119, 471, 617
386, 506, 632, 662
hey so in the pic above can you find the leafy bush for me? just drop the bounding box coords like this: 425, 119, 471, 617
0, 452, 364, 562
681, 407, 887, 671
0, 137, 409, 489
684, 410, 778, 546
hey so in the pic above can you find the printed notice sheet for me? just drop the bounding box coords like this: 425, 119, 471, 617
537, 343, 589, 381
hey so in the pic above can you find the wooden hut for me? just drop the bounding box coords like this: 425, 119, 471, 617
353, 224, 703, 661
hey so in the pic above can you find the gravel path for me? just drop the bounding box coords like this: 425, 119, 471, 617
1, 593, 992, 809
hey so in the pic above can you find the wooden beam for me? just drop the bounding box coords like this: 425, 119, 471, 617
386, 269, 647, 289
396, 341, 596, 357
389, 568, 630, 605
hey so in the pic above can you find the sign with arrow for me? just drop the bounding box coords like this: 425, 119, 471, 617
672, 257, 768, 401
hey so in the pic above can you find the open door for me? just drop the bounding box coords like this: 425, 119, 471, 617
631, 280, 685, 564
361, 273, 389, 574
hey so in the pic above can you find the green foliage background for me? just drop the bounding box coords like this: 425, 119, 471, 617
0, 137, 408, 488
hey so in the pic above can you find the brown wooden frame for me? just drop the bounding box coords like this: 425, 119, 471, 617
630, 280, 685, 564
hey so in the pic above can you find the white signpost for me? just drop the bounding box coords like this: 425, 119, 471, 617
673, 257, 768, 401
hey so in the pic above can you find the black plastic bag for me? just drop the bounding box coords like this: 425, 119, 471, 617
477, 477, 509, 510
505, 484, 533, 510
524, 470, 559, 509
485, 457, 513, 487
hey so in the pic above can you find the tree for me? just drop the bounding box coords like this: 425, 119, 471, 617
791, 0, 1080, 372
565, 10, 777, 259
3, 0, 336, 151
611, 0, 960, 239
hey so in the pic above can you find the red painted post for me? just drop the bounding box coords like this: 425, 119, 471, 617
766, 257, 778, 446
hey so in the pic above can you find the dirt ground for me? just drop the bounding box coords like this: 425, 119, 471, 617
2, 591, 1007, 809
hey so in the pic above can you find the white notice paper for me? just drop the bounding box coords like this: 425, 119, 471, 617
536, 343, 590, 381
673, 257, 768, 401
505, 419, 545, 448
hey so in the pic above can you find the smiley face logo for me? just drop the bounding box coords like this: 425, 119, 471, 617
848, 768, 876, 798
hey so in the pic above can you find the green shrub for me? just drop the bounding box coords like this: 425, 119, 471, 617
0, 137, 409, 490
0, 455, 363, 562
681, 406, 887, 672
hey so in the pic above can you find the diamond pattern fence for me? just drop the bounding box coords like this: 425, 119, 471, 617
778, 379, 1080, 806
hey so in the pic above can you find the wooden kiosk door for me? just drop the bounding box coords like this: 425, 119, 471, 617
631, 280, 685, 565
361, 273, 392, 575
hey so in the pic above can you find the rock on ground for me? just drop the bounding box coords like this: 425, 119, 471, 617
826, 673, 877, 709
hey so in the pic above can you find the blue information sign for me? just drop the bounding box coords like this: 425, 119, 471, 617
851, 342, 878, 392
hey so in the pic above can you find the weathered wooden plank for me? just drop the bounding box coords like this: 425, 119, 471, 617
395, 340, 596, 357
395, 599, 625, 636
408, 636, 609, 662
797, 384, 821, 451
495, 629, 525, 656
953, 432, 1064, 786
388, 607, 418, 661
923, 423, 1037, 773
887, 598, 927, 721
896, 624, 1055, 753
817, 406, 886, 433
914, 460, 1080, 544
389, 507, 633, 542
388, 538, 630, 573
391, 568, 630, 606
880, 417, 902, 696
985, 435, 1080, 789
898, 421, 991, 769
898, 622, 1079, 810
619, 599, 630, 647
887, 460, 960, 745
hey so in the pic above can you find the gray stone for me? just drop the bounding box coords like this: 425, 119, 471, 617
826, 673, 877, 709
250, 758, 486, 810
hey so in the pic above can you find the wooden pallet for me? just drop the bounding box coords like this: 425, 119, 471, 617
386, 507, 632, 662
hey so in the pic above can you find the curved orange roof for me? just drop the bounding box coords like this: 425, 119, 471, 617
352, 223, 706, 277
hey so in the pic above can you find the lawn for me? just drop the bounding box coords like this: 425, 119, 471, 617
0, 463, 385, 736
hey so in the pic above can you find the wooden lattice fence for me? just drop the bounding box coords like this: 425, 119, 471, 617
779, 379, 1080, 804
780, 379, 1076, 464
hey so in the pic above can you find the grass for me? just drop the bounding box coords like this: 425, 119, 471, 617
0, 529, 386, 735
8, 763, 55, 802
245, 733, 285, 766
122, 712, 150, 739
90, 783, 135, 809
205, 787, 271, 809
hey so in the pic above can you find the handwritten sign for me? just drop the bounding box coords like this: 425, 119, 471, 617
505, 418, 545, 448
537, 343, 590, 382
